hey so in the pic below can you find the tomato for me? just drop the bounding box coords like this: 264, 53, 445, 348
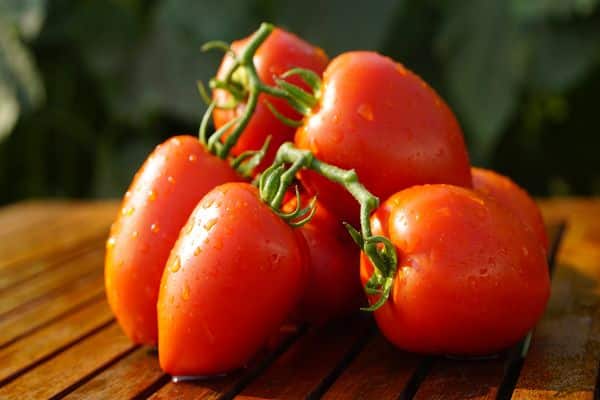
158, 183, 307, 376
472, 167, 548, 253
361, 184, 550, 355
283, 196, 363, 325
105, 136, 242, 345
295, 51, 472, 224
213, 28, 328, 170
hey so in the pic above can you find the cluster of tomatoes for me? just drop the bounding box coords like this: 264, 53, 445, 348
104, 23, 550, 377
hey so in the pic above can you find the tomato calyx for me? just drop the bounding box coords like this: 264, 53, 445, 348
259, 142, 399, 310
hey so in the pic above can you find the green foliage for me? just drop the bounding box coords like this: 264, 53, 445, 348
1, 0, 599, 204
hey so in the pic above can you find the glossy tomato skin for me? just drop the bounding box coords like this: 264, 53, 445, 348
213, 28, 328, 170
158, 183, 308, 376
284, 196, 363, 325
105, 136, 241, 345
361, 185, 550, 355
472, 167, 548, 253
296, 52, 472, 224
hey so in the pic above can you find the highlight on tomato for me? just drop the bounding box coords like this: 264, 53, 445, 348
361, 184, 550, 355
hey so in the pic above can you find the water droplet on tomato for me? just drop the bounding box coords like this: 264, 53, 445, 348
106, 237, 116, 249
332, 114, 340, 124
172, 138, 181, 146
170, 257, 181, 273
148, 190, 157, 201
150, 223, 160, 233
121, 206, 135, 216
182, 284, 190, 300
270, 253, 281, 264
131, 230, 139, 239
167, 176, 176, 184
124, 191, 131, 199
479, 268, 488, 276
185, 223, 194, 234
357, 104, 374, 121
522, 246, 529, 256
194, 246, 202, 256
189, 154, 198, 162
213, 237, 223, 250
202, 198, 214, 208
203, 218, 217, 231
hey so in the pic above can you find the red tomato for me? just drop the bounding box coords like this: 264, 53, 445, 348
295, 52, 472, 224
213, 28, 328, 170
158, 183, 308, 376
472, 167, 548, 253
105, 136, 242, 345
361, 185, 550, 355
283, 196, 363, 325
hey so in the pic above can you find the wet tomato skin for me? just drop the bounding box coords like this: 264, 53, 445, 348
296, 51, 472, 224
158, 183, 308, 376
105, 136, 242, 345
472, 167, 548, 253
284, 197, 364, 325
213, 28, 328, 170
361, 184, 550, 355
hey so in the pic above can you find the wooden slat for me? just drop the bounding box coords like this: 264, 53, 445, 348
0, 323, 135, 399
235, 316, 371, 399
0, 238, 104, 291
62, 347, 167, 400
322, 334, 426, 399
0, 201, 72, 237
0, 247, 104, 316
0, 271, 105, 347
0, 201, 117, 270
0, 298, 114, 384
512, 199, 600, 399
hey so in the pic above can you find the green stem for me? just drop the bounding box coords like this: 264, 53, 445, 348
263, 142, 398, 311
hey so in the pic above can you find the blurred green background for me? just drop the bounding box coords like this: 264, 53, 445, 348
1, 0, 599, 205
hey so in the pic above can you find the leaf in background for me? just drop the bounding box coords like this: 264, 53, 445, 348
119, 0, 260, 123
528, 20, 600, 91
0, 0, 45, 141
511, 0, 599, 21
272, 0, 399, 55
0, 0, 46, 39
436, 0, 528, 163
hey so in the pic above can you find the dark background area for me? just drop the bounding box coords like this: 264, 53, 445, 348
1, 0, 599, 205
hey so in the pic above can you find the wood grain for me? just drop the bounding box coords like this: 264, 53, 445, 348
0, 238, 104, 291
0, 201, 117, 270
512, 199, 600, 399
235, 316, 371, 399
322, 334, 425, 400
0, 323, 134, 399
0, 298, 113, 384
0, 247, 104, 316
0, 270, 105, 347
62, 347, 166, 400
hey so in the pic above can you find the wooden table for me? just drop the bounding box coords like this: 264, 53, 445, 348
0, 198, 598, 399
